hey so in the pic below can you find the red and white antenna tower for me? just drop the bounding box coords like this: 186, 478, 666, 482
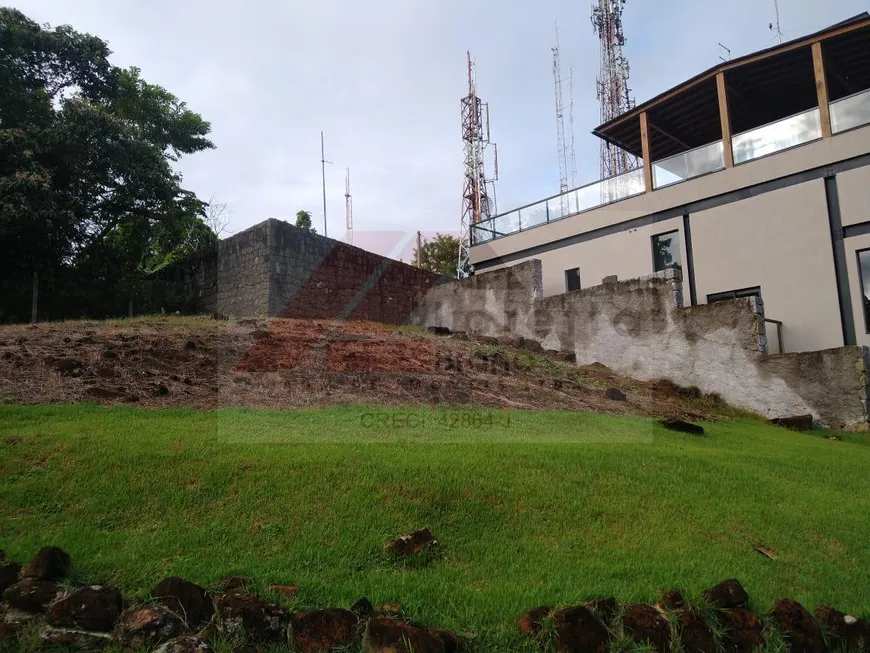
458, 51, 497, 277
591, 0, 639, 180
345, 167, 353, 245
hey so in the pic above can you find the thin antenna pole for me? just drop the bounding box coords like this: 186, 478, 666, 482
320, 131, 328, 237
345, 167, 353, 245
568, 67, 578, 188
772, 0, 783, 44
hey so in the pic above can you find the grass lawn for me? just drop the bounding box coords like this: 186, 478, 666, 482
1, 404, 869, 651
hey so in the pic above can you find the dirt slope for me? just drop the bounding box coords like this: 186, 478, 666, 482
0, 316, 739, 419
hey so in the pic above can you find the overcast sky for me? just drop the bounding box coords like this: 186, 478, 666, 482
11, 0, 869, 257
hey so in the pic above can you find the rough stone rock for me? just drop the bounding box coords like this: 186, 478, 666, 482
40, 626, 112, 649
0, 561, 22, 595
46, 585, 123, 631
770, 599, 826, 653
53, 358, 84, 377
268, 584, 299, 601
363, 617, 446, 653
384, 528, 437, 557
3, 578, 59, 612
430, 627, 460, 653
770, 415, 814, 431
112, 604, 188, 649
702, 579, 749, 608
517, 605, 551, 636
720, 608, 765, 653
214, 592, 287, 642
657, 589, 686, 611
622, 604, 670, 653
552, 605, 610, 653
291, 608, 358, 653
586, 597, 620, 623
21, 546, 71, 581
562, 351, 577, 364
351, 596, 374, 618
154, 634, 215, 653
218, 575, 251, 592
678, 609, 716, 653
658, 418, 705, 435
152, 576, 214, 627
605, 388, 627, 401
427, 326, 451, 335
814, 606, 870, 652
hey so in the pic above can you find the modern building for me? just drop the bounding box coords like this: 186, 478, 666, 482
470, 14, 870, 354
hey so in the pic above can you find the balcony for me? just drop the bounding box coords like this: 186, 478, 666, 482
471, 168, 645, 245
831, 88, 870, 134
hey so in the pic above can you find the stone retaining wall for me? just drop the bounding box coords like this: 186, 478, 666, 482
411, 260, 870, 429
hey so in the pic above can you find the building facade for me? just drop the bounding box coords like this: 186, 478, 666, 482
469, 14, 870, 354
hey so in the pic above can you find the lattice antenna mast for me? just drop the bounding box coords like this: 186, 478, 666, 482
568, 67, 579, 188
345, 167, 353, 245
553, 23, 570, 207
458, 51, 496, 278
770, 0, 784, 44
591, 0, 639, 180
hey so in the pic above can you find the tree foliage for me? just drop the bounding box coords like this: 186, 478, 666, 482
0, 8, 217, 321
295, 210, 316, 234
413, 233, 470, 278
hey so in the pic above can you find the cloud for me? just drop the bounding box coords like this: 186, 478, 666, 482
13, 0, 867, 258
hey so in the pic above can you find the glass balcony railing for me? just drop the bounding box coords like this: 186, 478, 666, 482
471, 168, 644, 245
831, 88, 870, 134
732, 107, 822, 165
652, 140, 725, 189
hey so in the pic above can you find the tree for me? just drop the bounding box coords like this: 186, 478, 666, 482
0, 8, 216, 320
295, 210, 316, 234
413, 233, 470, 278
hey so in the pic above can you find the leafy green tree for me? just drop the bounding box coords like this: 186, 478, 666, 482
414, 233, 470, 278
295, 210, 316, 233
0, 8, 216, 320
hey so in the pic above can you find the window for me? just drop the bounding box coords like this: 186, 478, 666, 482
565, 268, 581, 292
707, 286, 761, 304
857, 249, 870, 333
652, 231, 682, 272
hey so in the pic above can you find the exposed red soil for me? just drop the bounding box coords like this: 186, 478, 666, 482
0, 316, 740, 419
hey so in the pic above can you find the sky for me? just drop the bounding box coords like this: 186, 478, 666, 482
11, 0, 869, 258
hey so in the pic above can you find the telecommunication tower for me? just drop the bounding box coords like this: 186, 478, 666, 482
591, 0, 639, 182
569, 67, 579, 188
458, 51, 498, 278
344, 168, 353, 245
553, 23, 570, 212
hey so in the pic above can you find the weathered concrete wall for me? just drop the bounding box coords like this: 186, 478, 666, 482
154, 219, 442, 324
267, 220, 442, 323
411, 260, 870, 429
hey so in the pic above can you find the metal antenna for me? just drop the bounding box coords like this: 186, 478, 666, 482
592, 0, 639, 199
718, 42, 732, 62
770, 0, 783, 44
345, 167, 353, 245
458, 51, 497, 278
553, 22, 569, 215
568, 67, 579, 189
320, 131, 332, 237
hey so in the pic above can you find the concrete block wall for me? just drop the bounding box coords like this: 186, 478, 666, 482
153, 219, 442, 325
410, 259, 870, 429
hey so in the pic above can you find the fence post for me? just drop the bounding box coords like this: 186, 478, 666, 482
31, 272, 38, 324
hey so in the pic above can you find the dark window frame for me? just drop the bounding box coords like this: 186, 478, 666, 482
565, 267, 581, 292
856, 247, 870, 334
706, 286, 762, 304
651, 229, 682, 273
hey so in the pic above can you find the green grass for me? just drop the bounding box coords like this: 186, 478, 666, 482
1, 405, 869, 651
